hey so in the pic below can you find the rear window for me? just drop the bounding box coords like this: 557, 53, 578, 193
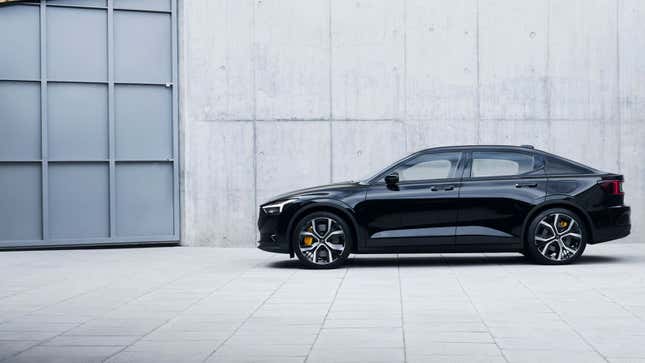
545, 157, 593, 175
471, 151, 543, 178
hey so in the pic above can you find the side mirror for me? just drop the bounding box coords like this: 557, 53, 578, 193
385, 172, 399, 186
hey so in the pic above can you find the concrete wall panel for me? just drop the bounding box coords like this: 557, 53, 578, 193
255, 0, 330, 119
184, 0, 254, 121
183, 121, 256, 246
331, 0, 404, 119
478, 120, 549, 150
619, 0, 645, 120
331, 121, 406, 182
405, 120, 477, 153
548, 0, 617, 120
549, 120, 620, 173
256, 121, 331, 204
405, 0, 477, 120
180, 0, 645, 246
479, 0, 548, 120
620, 121, 645, 238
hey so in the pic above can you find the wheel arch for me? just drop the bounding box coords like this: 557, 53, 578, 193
286, 200, 360, 257
521, 198, 594, 248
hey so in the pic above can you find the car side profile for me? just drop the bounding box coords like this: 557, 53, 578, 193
257, 145, 631, 268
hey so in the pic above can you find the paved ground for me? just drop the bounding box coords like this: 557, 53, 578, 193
0, 242, 644, 363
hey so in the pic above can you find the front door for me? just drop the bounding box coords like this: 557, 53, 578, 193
357, 151, 464, 248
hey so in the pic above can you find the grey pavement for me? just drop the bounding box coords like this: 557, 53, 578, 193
0, 241, 644, 363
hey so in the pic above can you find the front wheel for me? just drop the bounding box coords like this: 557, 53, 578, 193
292, 212, 352, 269
526, 208, 587, 265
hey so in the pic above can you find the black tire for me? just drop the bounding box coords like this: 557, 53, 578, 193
526, 208, 587, 265
292, 211, 352, 269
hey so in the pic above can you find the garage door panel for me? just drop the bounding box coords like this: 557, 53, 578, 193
114, 0, 170, 12
47, 7, 107, 82
0, 5, 39, 80
115, 85, 172, 160
114, 11, 171, 83
0, 164, 42, 241
116, 162, 173, 237
0, 1, 178, 247
48, 0, 107, 7
0, 82, 41, 160
49, 163, 109, 239
48, 83, 108, 160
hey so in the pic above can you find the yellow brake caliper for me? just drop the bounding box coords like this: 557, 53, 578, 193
559, 220, 568, 229
303, 226, 314, 246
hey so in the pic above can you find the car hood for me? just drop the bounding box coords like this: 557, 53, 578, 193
265, 181, 364, 204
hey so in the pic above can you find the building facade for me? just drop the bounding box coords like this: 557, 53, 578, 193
1, 0, 643, 248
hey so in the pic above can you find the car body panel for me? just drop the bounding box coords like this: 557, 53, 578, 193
257, 145, 631, 256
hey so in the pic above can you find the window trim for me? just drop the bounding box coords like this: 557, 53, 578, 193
464, 150, 545, 181
369, 151, 466, 185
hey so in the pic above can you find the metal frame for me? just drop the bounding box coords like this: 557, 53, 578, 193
0, 0, 180, 247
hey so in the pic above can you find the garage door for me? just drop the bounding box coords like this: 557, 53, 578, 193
0, 0, 179, 247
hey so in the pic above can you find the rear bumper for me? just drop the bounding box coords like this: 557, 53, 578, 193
591, 205, 631, 244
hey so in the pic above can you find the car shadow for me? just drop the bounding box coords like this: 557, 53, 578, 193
266, 254, 624, 269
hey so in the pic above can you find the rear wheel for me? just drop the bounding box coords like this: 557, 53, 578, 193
526, 208, 587, 265
292, 212, 351, 269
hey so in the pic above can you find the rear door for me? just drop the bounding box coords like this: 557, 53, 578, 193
456, 149, 547, 246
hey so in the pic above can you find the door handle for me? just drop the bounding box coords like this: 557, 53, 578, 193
515, 183, 538, 188
430, 185, 455, 191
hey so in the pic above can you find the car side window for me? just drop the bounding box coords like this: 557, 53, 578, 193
390, 152, 462, 182
471, 151, 542, 178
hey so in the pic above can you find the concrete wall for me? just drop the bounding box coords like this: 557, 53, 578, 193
180, 0, 644, 247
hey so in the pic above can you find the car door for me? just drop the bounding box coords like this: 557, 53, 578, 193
456, 149, 547, 246
357, 151, 465, 248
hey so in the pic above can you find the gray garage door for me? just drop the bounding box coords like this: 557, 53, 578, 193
0, 0, 179, 247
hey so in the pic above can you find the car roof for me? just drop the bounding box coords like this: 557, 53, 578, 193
416, 145, 540, 153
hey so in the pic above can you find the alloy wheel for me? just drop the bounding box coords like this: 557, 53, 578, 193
534, 213, 583, 262
298, 217, 346, 265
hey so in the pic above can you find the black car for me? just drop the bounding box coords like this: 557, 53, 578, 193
257, 145, 631, 268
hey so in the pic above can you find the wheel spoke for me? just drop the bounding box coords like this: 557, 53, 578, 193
561, 219, 576, 234
561, 232, 581, 239
325, 230, 344, 240
540, 240, 555, 255
310, 220, 322, 239
300, 242, 320, 252
539, 220, 556, 237
324, 218, 333, 238
552, 213, 561, 233
562, 244, 577, 254
535, 235, 554, 243
325, 241, 344, 251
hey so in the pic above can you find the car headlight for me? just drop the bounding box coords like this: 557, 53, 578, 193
262, 199, 296, 215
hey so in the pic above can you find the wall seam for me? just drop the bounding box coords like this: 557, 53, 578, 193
616, 0, 622, 172
328, 0, 333, 183
475, 0, 481, 144
252, 0, 259, 230
403, 0, 408, 153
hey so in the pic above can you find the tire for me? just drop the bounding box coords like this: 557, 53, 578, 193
292, 211, 352, 269
526, 208, 587, 265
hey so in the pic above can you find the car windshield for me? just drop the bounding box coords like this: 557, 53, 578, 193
357, 153, 417, 183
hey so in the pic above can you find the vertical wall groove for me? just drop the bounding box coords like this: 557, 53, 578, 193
39, 0, 48, 240
475, 0, 481, 144
328, 0, 333, 183
107, 0, 116, 238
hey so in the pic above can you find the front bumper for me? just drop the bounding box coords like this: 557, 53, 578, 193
256, 206, 294, 254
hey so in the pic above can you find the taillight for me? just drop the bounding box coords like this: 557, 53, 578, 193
600, 180, 624, 195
